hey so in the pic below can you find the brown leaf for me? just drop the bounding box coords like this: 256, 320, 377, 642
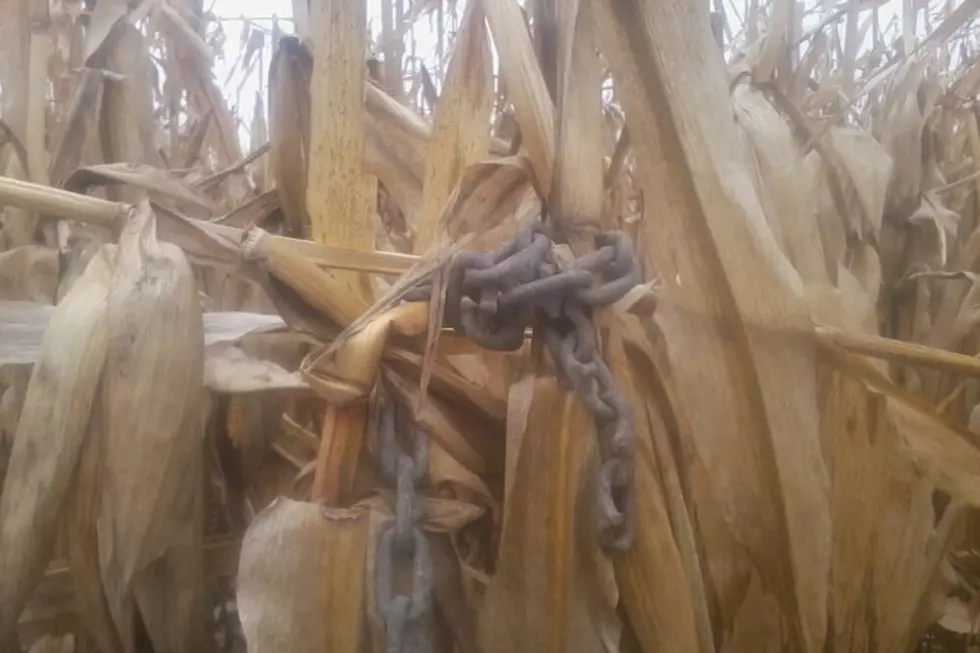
0, 245, 114, 638
130, 460, 209, 653
64, 163, 220, 215
84, 0, 130, 63
211, 189, 280, 229
268, 37, 312, 237
818, 365, 889, 653
733, 84, 828, 284
158, 1, 213, 70
66, 398, 123, 653
482, 0, 555, 191
415, 0, 493, 252
613, 328, 714, 653
477, 375, 620, 653
0, 301, 288, 367
96, 202, 206, 652
908, 190, 960, 267
49, 68, 106, 186
237, 498, 370, 653
99, 21, 164, 172
0, 246, 59, 303
441, 157, 537, 241
826, 126, 893, 238
591, 3, 830, 652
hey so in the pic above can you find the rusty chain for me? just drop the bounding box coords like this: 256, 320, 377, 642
374, 394, 433, 653
404, 217, 639, 552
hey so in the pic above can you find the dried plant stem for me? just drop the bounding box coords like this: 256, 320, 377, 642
0, 176, 129, 229
0, 177, 418, 274
816, 327, 980, 377
311, 404, 368, 505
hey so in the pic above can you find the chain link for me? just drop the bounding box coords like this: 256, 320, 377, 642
374, 394, 433, 653
403, 218, 640, 552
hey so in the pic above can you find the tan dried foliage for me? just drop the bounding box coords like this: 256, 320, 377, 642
7, 1, 980, 652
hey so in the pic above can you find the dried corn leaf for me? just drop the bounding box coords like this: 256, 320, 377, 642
819, 346, 966, 647
807, 150, 848, 277
733, 83, 827, 284
613, 327, 714, 653
64, 163, 220, 215
158, 1, 212, 69
364, 118, 425, 225
721, 572, 781, 653
49, 68, 106, 186
0, 301, 288, 366
66, 399, 122, 653
97, 203, 205, 651
819, 366, 890, 653
752, 0, 792, 82
482, 0, 555, 191
385, 368, 501, 476
871, 445, 946, 653
27, 636, 74, 653
441, 157, 537, 241
929, 272, 980, 352
269, 37, 312, 237
302, 302, 426, 403
0, 301, 53, 365
57, 236, 105, 302
130, 456, 209, 653
876, 58, 930, 215
237, 498, 370, 653
99, 21, 164, 180
430, 534, 481, 653
415, 0, 493, 252
890, 393, 980, 505
0, 245, 58, 303
592, 3, 830, 652
84, 0, 129, 63
0, 245, 115, 638
211, 189, 280, 229
909, 190, 960, 267
477, 375, 619, 653
826, 126, 893, 237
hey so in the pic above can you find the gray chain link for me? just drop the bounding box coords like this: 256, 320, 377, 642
404, 217, 639, 552
374, 395, 433, 653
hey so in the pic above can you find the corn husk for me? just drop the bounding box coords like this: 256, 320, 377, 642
0, 244, 115, 638
96, 202, 207, 652
237, 498, 370, 653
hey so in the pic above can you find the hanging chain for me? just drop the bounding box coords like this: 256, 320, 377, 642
374, 394, 433, 653
404, 218, 639, 552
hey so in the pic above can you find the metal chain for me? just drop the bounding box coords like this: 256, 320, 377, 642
374, 394, 433, 653
403, 218, 639, 552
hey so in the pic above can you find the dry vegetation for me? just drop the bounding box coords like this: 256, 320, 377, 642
7, 0, 980, 652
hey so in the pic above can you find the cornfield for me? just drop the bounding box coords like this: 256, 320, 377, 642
7, 0, 980, 651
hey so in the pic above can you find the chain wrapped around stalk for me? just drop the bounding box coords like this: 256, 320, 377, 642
404, 217, 639, 552
374, 393, 434, 653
